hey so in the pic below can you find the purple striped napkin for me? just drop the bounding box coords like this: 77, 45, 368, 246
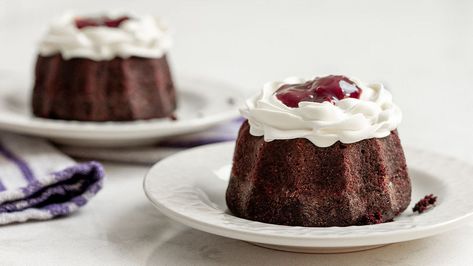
0, 133, 104, 225
60, 118, 244, 164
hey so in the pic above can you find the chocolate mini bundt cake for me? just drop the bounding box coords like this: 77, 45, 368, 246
226, 75, 411, 227
32, 13, 176, 121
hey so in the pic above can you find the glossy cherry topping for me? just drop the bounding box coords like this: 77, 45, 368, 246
275, 75, 362, 107
75, 16, 130, 29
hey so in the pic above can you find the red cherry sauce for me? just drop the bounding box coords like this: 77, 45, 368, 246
275, 75, 362, 107
75, 16, 130, 29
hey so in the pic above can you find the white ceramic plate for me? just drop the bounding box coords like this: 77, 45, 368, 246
144, 142, 473, 253
0, 77, 242, 147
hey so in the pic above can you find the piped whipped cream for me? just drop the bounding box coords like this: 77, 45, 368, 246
38, 12, 172, 61
241, 76, 402, 147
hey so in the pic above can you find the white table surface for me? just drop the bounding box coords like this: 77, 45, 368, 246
0, 162, 472, 266
1, 0, 473, 265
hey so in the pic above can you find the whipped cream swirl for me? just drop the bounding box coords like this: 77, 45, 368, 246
38, 12, 172, 60
241, 76, 402, 147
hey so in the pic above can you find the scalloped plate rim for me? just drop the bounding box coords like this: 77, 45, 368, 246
144, 142, 473, 248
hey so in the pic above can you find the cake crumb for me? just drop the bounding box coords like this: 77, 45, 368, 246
413, 194, 437, 214
170, 114, 177, 121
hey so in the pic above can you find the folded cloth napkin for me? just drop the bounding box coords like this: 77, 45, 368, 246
59, 118, 244, 164
0, 133, 104, 225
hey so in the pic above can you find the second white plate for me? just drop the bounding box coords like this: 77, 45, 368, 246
144, 142, 473, 253
0, 77, 242, 147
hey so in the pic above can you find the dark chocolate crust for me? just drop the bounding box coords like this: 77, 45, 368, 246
226, 121, 411, 227
32, 54, 176, 121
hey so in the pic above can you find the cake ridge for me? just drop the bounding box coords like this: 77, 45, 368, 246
226, 120, 411, 227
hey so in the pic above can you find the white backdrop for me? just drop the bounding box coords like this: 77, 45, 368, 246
1, 0, 472, 161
